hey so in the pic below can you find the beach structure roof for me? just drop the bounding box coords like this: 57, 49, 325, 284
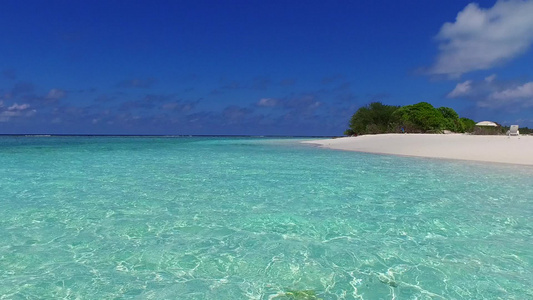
475, 121, 498, 127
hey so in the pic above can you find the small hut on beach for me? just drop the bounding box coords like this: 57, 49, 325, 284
474, 121, 501, 135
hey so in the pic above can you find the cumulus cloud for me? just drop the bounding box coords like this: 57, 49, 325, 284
257, 98, 278, 107
283, 95, 321, 111
430, 0, 533, 77
8, 103, 30, 111
490, 82, 533, 104
46, 89, 67, 100
446, 76, 533, 108
485, 74, 497, 83
0, 102, 35, 122
447, 80, 473, 98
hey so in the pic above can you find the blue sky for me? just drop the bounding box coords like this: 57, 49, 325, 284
1, 0, 533, 135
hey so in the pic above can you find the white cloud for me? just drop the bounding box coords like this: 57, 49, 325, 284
257, 98, 278, 107
447, 80, 472, 98
430, 0, 533, 77
0, 102, 35, 122
449, 77, 533, 108
46, 89, 67, 100
485, 74, 497, 83
490, 82, 533, 103
8, 103, 30, 111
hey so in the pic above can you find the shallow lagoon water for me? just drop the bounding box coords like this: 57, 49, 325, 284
0, 136, 532, 299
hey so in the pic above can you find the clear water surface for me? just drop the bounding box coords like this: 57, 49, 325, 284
0, 136, 531, 299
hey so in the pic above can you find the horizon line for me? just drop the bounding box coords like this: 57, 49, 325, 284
0, 134, 336, 138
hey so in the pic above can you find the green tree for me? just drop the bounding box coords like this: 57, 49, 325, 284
346, 102, 399, 135
437, 106, 460, 132
344, 101, 475, 135
459, 117, 476, 133
392, 102, 445, 133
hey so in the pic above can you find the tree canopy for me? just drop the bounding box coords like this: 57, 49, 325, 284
392, 102, 446, 132
345, 101, 476, 135
344, 102, 399, 135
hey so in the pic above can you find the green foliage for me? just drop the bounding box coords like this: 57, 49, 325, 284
437, 106, 461, 132
344, 128, 355, 136
345, 101, 474, 135
520, 127, 532, 134
459, 117, 476, 133
347, 102, 399, 135
437, 106, 459, 120
392, 102, 445, 132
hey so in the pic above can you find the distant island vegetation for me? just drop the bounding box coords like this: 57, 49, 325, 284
344, 102, 531, 136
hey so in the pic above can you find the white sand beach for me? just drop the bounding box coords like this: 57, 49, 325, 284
303, 134, 533, 166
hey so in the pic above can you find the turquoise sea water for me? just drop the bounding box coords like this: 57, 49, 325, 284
0, 136, 532, 299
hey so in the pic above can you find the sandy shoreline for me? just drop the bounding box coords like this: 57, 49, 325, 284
303, 134, 533, 166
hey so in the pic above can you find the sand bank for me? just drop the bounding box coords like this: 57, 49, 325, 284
303, 134, 533, 166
